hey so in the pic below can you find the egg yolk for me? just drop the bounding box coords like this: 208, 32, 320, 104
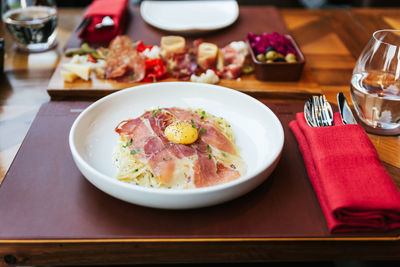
164, 121, 199, 145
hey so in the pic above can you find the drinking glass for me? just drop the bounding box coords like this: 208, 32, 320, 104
350, 29, 400, 135
2, 0, 58, 52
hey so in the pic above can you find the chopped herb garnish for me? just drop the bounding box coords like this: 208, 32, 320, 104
190, 119, 197, 128
135, 169, 138, 172
163, 158, 169, 161
123, 138, 133, 148
200, 111, 206, 119
152, 108, 162, 117
222, 152, 227, 157
200, 128, 207, 133
130, 147, 140, 155
206, 144, 212, 159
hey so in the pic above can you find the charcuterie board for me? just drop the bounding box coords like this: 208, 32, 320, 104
47, 6, 320, 99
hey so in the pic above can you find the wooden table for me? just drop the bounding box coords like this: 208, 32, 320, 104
0, 6, 400, 266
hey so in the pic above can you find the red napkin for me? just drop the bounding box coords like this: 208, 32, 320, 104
78, 0, 128, 43
289, 112, 400, 233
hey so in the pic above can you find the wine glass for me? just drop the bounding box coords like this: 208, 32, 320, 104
2, 0, 58, 52
350, 29, 400, 135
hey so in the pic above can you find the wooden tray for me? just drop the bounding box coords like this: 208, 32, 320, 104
47, 6, 320, 99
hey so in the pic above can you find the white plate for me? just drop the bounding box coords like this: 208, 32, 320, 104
69, 82, 284, 209
140, 0, 239, 33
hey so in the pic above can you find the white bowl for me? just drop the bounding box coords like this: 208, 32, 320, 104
140, 0, 239, 33
69, 82, 284, 209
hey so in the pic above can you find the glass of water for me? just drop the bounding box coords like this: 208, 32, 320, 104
2, 0, 58, 52
350, 29, 400, 135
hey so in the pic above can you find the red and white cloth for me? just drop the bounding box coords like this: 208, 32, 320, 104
289, 112, 400, 233
78, 0, 128, 43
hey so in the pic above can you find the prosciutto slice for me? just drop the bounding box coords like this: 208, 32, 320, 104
105, 36, 146, 82
115, 108, 243, 188
220, 45, 245, 79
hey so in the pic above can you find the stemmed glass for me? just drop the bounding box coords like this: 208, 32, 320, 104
2, 0, 58, 52
350, 29, 400, 135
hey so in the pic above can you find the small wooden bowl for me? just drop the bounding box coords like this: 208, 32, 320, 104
247, 35, 305, 81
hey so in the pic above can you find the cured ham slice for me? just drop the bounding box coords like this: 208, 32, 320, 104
160, 37, 198, 80
104, 36, 146, 82
220, 45, 245, 79
115, 107, 245, 188
165, 107, 236, 155
193, 153, 241, 188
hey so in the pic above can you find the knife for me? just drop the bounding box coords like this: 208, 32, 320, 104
75, 16, 92, 33
337, 92, 357, 125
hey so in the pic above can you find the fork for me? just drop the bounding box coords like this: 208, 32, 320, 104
304, 95, 334, 127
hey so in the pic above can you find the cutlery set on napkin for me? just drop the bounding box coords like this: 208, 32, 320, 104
77, 0, 128, 43
290, 93, 400, 233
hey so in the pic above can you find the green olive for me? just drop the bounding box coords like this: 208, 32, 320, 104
285, 53, 297, 62
265, 51, 278, 60
242, 65, 254, 74
256, 54, 266, 62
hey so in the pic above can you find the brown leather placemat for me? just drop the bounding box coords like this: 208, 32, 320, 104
0, 101, 397, 240
47, 6, 319, 100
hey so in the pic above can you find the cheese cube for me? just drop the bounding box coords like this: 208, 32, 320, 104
60, 70, 79, 82
62, 63, 91, 81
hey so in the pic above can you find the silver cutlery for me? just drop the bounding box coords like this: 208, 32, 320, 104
337, 92, 357, 125
304, 95, 334, 127
75, 16, 92, 33
95, 16, 115, 30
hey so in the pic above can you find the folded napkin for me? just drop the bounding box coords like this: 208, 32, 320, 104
78, 0, 128, 43
289, 112, 400, 233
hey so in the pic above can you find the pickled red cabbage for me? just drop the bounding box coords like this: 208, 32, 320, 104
247, 32, 297, 56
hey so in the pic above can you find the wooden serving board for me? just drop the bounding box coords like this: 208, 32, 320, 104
47, 6, 320, 99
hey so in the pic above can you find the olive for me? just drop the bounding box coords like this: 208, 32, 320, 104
266, 46, 275, 53
265, 51, 278, 60
266, 59, 274, 63
285, 53, 297, 62
242, 65, 254, 74
274, 58, 286, 62
256, 53, 266, 62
